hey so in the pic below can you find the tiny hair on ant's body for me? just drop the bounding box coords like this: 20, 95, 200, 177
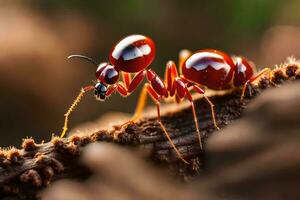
60, 34, 269, 164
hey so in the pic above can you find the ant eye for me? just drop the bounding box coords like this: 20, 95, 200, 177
101, 66, 119, 84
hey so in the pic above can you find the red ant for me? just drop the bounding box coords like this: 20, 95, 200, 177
60, 34, 269, 164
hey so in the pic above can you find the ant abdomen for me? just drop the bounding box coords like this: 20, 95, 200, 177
182, 49, 236, 90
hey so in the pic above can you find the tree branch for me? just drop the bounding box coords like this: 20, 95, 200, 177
0, 60, 299, 199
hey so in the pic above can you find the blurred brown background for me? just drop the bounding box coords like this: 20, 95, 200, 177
0, 0, 299, 146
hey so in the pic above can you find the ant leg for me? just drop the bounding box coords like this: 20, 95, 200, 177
164, 61, 178, 92
134, 70, 188, 163
119, 83, 149, 128
117, 72, 163, 126
164, 64, 203, 150
60, 85, 94, 138
146, 84, 189, 164
190, 100, 203, 149
106, 85, 117, 97
124, 70, 147, 118
192, 85, 220, 130
162, 52, 190, 90
113, 69, 147, 97
116, 82, 189, 163
122, 72, 132, 89
115, 71, 147, 127
182, 85, 203, 150
118, 70, 188, 163
240, 67, 272, 101
131, 84, 148, 121
203, 95, 220, 130
115, 83, 128, 96
127, 70, 147, 93
119, 70, 147, 94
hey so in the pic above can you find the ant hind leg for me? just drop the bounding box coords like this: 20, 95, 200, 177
192, 85, 220, 130
184, 91, 203, 150
203, 95, 220, 130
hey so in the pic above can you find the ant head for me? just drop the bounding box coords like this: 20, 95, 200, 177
94, 82, 107, 101
96, 63, 120, 85
94, 63, 119, 101
67, 55, 120, 101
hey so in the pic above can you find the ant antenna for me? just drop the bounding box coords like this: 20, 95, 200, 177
68, 55, 98, 66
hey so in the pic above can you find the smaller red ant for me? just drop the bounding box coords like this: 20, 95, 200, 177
60, 34, 270, 164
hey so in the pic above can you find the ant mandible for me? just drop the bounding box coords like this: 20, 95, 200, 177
60, 34, 268, 164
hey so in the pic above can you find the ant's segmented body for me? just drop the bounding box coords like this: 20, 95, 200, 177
60, 34, 267, 164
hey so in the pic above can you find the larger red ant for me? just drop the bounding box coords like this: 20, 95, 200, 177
60, 34, 269, 164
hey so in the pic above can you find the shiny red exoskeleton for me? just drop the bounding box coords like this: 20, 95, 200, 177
60, 35, 260, 164
182, 49, 254, 90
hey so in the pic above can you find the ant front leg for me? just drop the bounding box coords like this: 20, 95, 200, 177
122, 72, 132, 89
60, 85, 94, 138
113, 70, 147, 128
113, 70, 148, 99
